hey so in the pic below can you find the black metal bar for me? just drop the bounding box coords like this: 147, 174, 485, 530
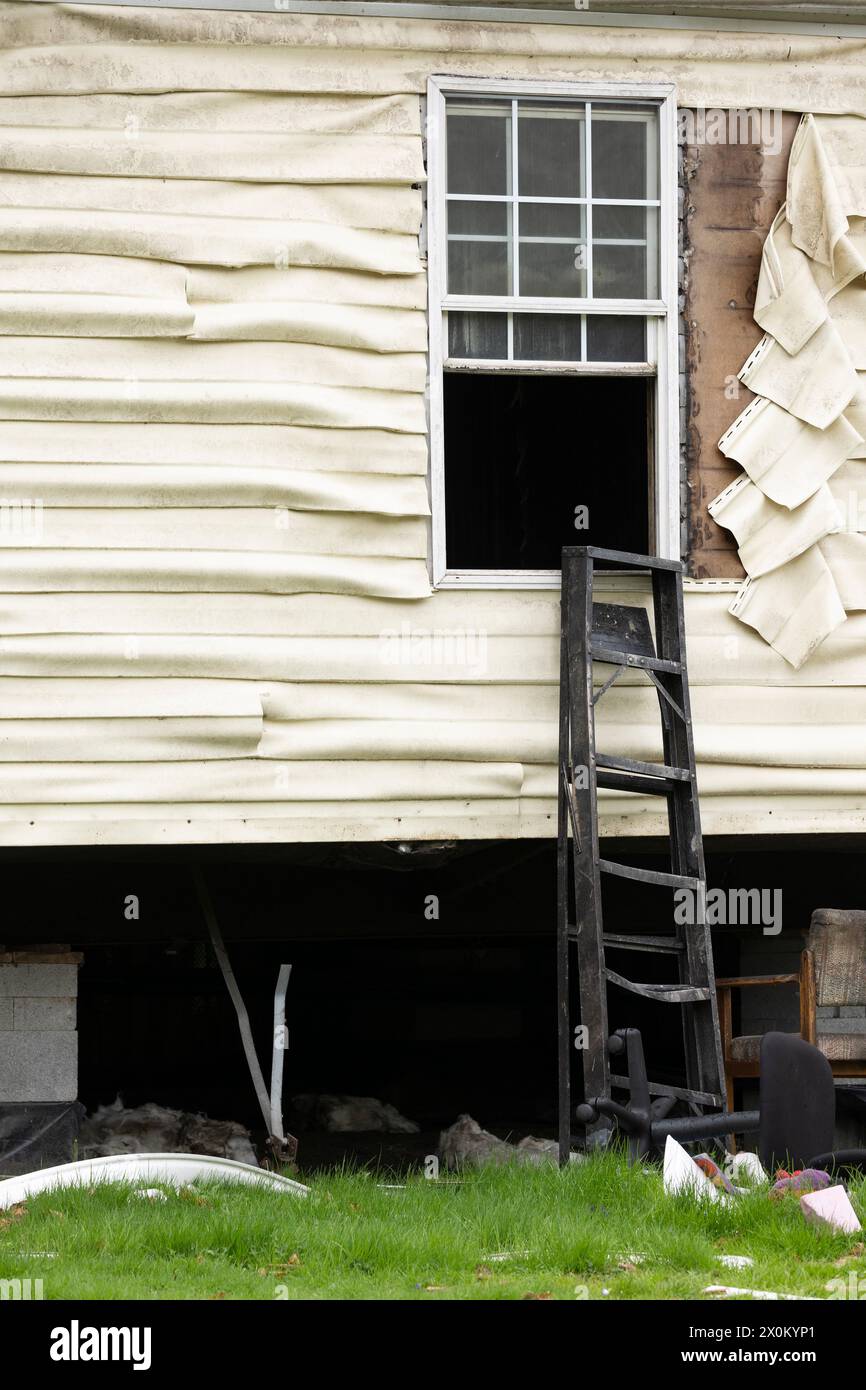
652, 1110, 760, 1143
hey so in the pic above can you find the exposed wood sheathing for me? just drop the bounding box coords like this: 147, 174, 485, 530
0, 4, 864, 845
684, 116, 799, 578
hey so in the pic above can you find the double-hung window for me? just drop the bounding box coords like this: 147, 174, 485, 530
427, 78, 679, 587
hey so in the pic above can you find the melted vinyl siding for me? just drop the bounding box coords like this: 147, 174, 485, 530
0, 6, 865, 846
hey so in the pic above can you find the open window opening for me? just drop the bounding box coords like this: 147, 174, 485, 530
444, 374, 650, 569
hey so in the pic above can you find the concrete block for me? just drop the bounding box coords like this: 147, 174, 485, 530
0, 999, 11, 1030
0, 964, 78, 998
0, 1033, 77, 1102
12, 998, 76, 1033
840, 1006, 866, 1018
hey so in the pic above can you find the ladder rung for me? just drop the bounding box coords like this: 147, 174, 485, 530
605, 969, 711, 1003
609, 1076, 724, 1108
598, 859, 702, 891
591, 646, 682, 674
603, 933, 685, 953
594, 767, 678, 800
596, 753, 690, 782
596, 769, 677, 797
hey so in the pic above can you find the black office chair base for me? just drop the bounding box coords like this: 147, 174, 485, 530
577, 1028, 864, 1175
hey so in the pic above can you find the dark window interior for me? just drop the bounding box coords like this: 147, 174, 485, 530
443, 373, 650, 570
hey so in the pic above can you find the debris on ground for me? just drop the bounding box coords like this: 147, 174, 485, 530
663, 1135, 729, 1202
292, 1094, 420, 1134
705, 1285, 819, 1301
728, 1151, 767, 1184
770, 1167, 831, 1199
79, 1099, 258, 1165
800, 1185, 862, 1234
0, 1153, 308, 1209
438, 1114, 564, 1169
716, 1254, 754, 1270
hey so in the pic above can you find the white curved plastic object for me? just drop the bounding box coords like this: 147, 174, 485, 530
0, 1152, 308, 1209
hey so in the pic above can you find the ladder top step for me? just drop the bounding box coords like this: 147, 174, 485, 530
598, 859, 703, 892
562, 545, 683, 573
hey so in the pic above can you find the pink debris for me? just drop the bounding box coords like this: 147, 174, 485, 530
800, 1185, 862, 1235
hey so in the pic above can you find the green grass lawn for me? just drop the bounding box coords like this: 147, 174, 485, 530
1, 1152, 863, 1300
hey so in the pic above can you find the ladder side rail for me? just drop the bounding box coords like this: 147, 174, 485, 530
651, 568, 725, 1100
567, 552, 610, 1120
556, 594, 573, 1167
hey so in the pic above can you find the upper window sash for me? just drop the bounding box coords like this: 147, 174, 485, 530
443, 93, 662, 309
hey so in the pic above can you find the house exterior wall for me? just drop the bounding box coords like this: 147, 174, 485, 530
0, 2, 864, 847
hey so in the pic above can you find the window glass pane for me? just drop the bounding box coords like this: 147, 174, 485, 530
592, 206, 657, 300
512, 314, 583, 362
520, 203, 584, 240
593, 205, 651, 240
518, 102, 584, 199
593, 244, 655, 299
519, 203, 585, 298
447, 202, 512, 295
591, 109, 656, 201
449, 241, 510, 296
447, 101, 511, 196
585, 316, 646, 362
448, 312, 508, 360
519, 241, 586, 298
448, 200, 509, 238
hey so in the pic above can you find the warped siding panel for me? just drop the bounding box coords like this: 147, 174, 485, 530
0, 718, 261, 763
0, 381, 426, 430
187, 268, 426, 310
0, 466, 430, 513
0, 761, 525, 804
0, 678, 262, 719
0, 422, 428, 474
13, 509, 428, 557
0, 92, 422, 136
0, 175, 423, 236
0, 553, 431, 600
0, 338, 427, 392
5, 7, 866, 112
0, 208, 422, 270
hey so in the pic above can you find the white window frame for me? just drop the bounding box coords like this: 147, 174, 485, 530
426, 75, 680, 589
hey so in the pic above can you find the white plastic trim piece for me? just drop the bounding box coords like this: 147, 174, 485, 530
0, 1152, 309, 1209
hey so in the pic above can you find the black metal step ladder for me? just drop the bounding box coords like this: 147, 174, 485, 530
557, 546, 725, 1163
